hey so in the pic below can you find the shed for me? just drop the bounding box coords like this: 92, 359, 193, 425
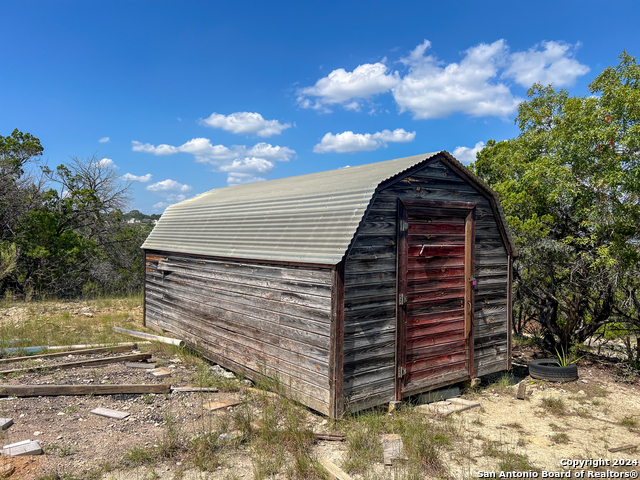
142, 151, 516, 417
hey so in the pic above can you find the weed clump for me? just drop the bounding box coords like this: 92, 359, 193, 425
619, 417, 638, 431
551, 433, 570, 444
541, 397, 566, 415
400, 416, 451, 480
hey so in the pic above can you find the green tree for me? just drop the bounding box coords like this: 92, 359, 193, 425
0, 129, 44, 240
0, 129, 45, 294
15, 156, 135, 296
474, 52, 640, 351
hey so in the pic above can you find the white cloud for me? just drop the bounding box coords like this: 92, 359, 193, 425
452, 141, 486, 165
244, 143, 295, 162
94, 158, 116, 168
121, 173, 152, 183
392, 40, 520, 119
99, 137, 110, 143
227, 173, 267, 186
146, 179, 192, 193
132, 139, 294, 164
199, 112, 291, 137
132, 138, 295, 186
298, 62, 400, 111
166, 194, 187, 202
297, 39, 589, 120
504, 41, 590, 88
314, 128, 416, 154
218, 157, 274, 174
132, 141, 178, 155
218, 157, 274, 184
153, 202, 170, 210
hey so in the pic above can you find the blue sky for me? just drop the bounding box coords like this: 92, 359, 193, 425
2, 1, 638, 213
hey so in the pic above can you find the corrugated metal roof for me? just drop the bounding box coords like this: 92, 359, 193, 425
142, 151, 515, 264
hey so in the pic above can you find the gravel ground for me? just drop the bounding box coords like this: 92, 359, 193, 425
0, 300, 638, 480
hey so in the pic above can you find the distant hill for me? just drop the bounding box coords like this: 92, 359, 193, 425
122, 210, 161, 223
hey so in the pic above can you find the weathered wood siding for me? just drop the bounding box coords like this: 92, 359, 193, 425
144, 251, 334, 415
343, 158, 509, 412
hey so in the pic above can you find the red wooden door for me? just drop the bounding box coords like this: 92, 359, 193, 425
396, 200, 475, 398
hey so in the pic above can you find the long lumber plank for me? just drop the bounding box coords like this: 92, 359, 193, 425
0, 344, 139, 365
0, 353, 152, 375
0, 384, 170, 396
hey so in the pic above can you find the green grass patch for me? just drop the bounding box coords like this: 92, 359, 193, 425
123, 445, 156, 467
541, 397, 566, 415
619, 417, 638, 430
551, 433, 570, 444
499, 452, 538, 472
505, 422, 523, 430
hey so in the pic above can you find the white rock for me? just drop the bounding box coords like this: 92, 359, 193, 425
210, 364, 236, 379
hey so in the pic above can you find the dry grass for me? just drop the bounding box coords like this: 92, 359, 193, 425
0, 294, 145, 353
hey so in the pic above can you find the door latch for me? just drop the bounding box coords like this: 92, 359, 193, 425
399, 220, 408, 232
398, 294, 406, 306
398, 366, 406, 378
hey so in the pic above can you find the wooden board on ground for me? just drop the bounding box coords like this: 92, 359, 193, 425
203, 400, 241, 411
517, 382, 526, 400
416, 397, 480, 416
380, 434, 406, 465
318, 458, 353, 480
126, 362, 156, 369
0, 344, 138, 365
608, 444, 638, 453
0, 353, 152, 375
0, 383, 170, 397
2, 440, 42, 456
449, 398, 481, 408
149, 367, 171, 378
246, 387, 279, 398
90, 407, 130, 420
0, 418, 13, 430
315, 433, 345, 441
171, 386, 219, 393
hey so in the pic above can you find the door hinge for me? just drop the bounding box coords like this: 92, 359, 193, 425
398, 293, 406, 306
398, 366, 406, 378
399, 220, 408, 232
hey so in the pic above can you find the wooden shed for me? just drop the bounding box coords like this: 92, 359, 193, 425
142, 151, 516, 417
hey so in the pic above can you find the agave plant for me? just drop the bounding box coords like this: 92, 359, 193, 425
554, 347, 585, 367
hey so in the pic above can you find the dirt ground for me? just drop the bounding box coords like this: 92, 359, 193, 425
0, 300, 639, 480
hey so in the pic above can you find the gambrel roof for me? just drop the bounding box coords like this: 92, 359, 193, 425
142, 151, 516, 264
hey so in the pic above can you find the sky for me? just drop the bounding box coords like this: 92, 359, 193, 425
2, 1, 639, 213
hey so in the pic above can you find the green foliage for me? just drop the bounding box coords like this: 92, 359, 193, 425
554, 346, 585, 367
123, 209, 161, 222
0, 128, 43, 178
474, 52, 640, 352
0, 130, 151, 298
